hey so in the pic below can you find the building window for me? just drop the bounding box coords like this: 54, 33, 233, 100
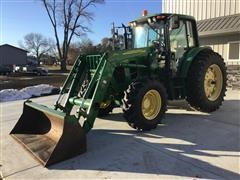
228, 42, 240, 60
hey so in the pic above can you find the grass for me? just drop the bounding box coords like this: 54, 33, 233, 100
0, 74, 68, 90
0, 65, 73, 91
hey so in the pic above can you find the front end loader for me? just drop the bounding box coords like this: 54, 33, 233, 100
10, 12, 227, 166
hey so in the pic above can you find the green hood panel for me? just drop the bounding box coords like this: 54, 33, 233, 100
108, 48, 152, 64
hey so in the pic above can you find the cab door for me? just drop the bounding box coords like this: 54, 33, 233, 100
169, 19, 197, 72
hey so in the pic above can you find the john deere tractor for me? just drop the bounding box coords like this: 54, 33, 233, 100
10, 12, 227, 166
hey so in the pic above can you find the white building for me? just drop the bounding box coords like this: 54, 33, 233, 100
162, 0, 240, 65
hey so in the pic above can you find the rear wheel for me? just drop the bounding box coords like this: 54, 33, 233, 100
186, 49, 227, 112
122, 80, 167, 131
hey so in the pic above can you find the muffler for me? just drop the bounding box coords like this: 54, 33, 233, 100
10, 101, 86, 167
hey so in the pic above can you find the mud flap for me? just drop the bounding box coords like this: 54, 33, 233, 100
10, 101, 87, 167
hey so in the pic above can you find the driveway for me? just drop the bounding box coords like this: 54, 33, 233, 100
1, 90, 239, 179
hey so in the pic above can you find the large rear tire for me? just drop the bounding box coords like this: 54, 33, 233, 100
186, 49, 227, 112
122, 80, 167, 131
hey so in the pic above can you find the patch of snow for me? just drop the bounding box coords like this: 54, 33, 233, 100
0, 89, 31, 102
0, 84, 56, 102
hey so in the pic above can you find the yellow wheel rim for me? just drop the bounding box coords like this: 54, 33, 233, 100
141, 89, 161, 120
204, 64, 223, 101
100, 100, 111, 109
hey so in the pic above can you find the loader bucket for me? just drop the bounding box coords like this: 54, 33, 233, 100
10, 101, 86, 167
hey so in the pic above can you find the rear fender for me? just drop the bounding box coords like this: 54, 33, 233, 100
177, 47, 211, 78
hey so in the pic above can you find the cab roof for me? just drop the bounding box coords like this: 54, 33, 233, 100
130, 13, 196, 24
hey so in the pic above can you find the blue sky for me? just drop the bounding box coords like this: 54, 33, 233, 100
0, 0, 162, 47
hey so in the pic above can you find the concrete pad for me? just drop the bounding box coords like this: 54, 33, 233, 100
0, 90, 240, 179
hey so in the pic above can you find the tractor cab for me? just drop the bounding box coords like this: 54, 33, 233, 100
130, 13, 198, 51
125, 12, 199, 75
113, 12, 199, 73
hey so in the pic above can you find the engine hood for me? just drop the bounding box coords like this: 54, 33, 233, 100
108, 47, 153, 64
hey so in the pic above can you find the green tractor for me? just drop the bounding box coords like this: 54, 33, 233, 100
10, 13, 227, 166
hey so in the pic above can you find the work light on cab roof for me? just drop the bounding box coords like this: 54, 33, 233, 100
148, 15, 166, 23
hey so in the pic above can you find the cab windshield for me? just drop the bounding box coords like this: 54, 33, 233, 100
133, 22, 165, 48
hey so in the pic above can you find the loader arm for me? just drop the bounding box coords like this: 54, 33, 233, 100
55, 53, 115, 133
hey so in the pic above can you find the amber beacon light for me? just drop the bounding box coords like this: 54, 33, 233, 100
142, 9, 148, 16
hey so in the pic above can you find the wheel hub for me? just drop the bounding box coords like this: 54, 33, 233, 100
100, 100, 111, 109
204, 64, 223, 101
141, 89, 161, 120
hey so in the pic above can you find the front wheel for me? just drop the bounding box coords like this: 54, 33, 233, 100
186, 50, 227, 112
122, 80, 167, 131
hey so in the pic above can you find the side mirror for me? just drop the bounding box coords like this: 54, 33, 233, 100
169, 15, 180, 30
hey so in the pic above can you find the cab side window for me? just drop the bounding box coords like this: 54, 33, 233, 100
170, 20, 188, 60
186, 21, 196, 47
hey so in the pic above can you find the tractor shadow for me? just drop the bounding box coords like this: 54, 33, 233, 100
50, 100, 240, 179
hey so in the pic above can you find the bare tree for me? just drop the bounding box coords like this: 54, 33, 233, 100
67, 39, 100, 65
79, 38, 97, 54
42, 0, 104, 71
67, 42, 80, 65
101, 37, 113, 52
19, 33, 55, 65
